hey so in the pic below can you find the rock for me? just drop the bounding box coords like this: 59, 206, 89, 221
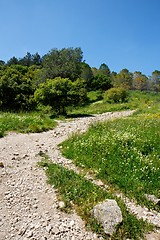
93, 199, 123, 235
0, 162, 4, 168
69, 220, 75, 227
58, 201, 65, 209
26, 230, 33, 238
46, 224, 52, 232
144, 194, 160, 205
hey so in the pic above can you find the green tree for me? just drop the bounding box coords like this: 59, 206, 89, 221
0, 66, 35, 110
19, 52, 33, 67
91, 73, 113, 91
7, 56, 19, 66
80, 62, 94, 90
91, 67, 98, 77
34, 77, 87, 114
0, 60, 5, 66
42, 47, 83, 81
113, 68, 133, 89
99, 63, 111, 76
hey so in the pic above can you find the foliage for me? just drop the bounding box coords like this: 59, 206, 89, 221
0, 111, 57, 137
132, 71, 149, 91
91, 74, 113, 91
113, 68, 133, 89
0, 65, 36, 110
42, 47, 83, 81
99, 63, 111, 76
7, 52, 42, 67
80, 62, 94, 90
104, 87, 129, 103
34, 77, 87, 114
150, 70, 160, 92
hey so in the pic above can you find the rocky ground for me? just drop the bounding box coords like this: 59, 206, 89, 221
0, 110, 160, 240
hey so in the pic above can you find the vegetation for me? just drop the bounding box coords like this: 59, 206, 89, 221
39, 157, 152, 239
1, 47, 159, 238
34, 77, 87, 115
0, 111, 56, 137
0, 47, 160, 114
104, 87, 129, 103
61, 104, 160, 211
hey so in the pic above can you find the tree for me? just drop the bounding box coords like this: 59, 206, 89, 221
34, 77, 87, 114
19, 52, 33, 67
132, 71, 148, 90
99, 63, 111, 76
80, 62, 94, 90
91, 67, 98, 77
0, 60, 5, 66
113, 68, 133, 89
91, 73, 113, 91
32, 52, 42, 65
0, 66, 35, 110
7, 56, 19, 66
150, 70, 160, 92
42, 47, 83, 81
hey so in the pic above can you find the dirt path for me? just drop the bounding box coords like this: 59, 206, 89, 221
0, 110, 159, 239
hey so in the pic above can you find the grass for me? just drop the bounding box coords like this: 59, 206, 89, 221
61, 113, 160, 210
39, 157, 153, 239
0, 111, 57, 137
68, 90, 160, 116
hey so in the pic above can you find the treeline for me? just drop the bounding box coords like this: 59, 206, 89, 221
0, 47, 160, 113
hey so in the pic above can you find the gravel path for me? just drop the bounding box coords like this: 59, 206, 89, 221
0, 110, 159, 240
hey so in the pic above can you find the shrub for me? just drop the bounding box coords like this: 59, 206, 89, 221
104, 87, 129, 103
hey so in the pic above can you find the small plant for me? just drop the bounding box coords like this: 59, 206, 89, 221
104, 87, 129, 103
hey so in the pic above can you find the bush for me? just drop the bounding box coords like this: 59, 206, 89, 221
104, 87, 129, 103
34, 77, 87, 115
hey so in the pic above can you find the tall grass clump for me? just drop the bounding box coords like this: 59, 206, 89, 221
61, 114, 160, 209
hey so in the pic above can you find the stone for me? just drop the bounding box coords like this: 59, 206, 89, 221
144, 194, 160, 205
0, 162, 4, 168
46, 224, 52, 232
93, 199, 123, 235
26, 230, 33, 238
58, 201, 65, 209
69, 220, 75, 227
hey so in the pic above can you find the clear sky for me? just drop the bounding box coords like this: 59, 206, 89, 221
0, 0, 160, 76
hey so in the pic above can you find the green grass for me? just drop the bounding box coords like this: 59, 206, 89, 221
39, 158, 152, 239
0, 111, 57, 137
61, 112, 160, 210
68, 90, 160, 116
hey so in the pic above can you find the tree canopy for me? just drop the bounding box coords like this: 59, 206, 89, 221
0, 47, 159, 113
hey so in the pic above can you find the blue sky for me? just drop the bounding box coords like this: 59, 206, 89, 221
0, 0, 160, 76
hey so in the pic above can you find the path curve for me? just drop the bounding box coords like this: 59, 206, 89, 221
0, 110, 159, 239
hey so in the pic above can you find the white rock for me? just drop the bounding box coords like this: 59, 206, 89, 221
93, 199, 123, 235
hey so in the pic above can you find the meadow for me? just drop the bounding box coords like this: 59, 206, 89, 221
61, 113, 160, 210
0, 111, 57, 137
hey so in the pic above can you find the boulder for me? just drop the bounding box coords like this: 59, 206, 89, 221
93, 199, 123, 235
